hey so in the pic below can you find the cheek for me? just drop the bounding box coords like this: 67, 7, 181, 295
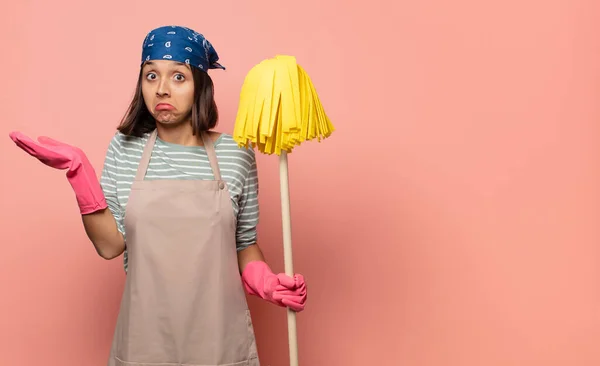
175, 84, 195, 109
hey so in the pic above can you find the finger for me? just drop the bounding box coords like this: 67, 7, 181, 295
275, 273, 296, 289
281, 298, 305, 312
294, 274, 306, 288
274, 285, 306, 296
9, 131, 31, 143
8, 131, 21, 143
294, 277, 306, 292
13, 138, 39, 156
275, 280, 305, 293
9, 131, 36, 147
38, 136, 70, 148
10, 133, 42, 157
10, 132, 66, 164
273, 285, 306, 296
273, 292, 306, 304
272, 287, 307, 302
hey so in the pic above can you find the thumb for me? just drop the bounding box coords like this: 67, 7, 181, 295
276, 273, 297, 289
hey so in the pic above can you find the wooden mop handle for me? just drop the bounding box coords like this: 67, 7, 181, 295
279, 150, 299, 366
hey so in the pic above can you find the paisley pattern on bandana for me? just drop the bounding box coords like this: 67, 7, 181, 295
141, 25, 225, 71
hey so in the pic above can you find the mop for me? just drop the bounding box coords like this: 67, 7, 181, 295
233, 55, 334, 366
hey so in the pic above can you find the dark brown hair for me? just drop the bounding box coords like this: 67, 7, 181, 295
117, 64, 219, 137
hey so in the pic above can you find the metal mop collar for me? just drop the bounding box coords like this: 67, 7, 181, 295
140, 25, 225, 72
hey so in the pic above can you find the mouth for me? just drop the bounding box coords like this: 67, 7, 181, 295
155, 103, 175, 111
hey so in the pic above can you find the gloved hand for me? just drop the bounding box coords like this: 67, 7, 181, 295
241, 260, 307, 312
9, 131, 108, 215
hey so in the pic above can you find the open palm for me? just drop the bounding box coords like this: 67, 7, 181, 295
9, 131, 81, 171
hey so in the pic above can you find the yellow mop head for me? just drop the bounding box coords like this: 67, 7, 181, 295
233, 55, 335, 155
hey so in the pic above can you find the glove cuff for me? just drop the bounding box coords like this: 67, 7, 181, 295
66, 160, 108, 215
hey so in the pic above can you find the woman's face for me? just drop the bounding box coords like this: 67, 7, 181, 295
141, 60, 195, 126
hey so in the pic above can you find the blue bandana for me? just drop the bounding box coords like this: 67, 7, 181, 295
141, 25, 225, 72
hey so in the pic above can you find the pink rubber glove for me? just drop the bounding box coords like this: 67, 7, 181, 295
9, 131, 108, 215
241, 260, 307, 312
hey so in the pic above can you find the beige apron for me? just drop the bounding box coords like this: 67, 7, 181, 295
108, 129, 259, 366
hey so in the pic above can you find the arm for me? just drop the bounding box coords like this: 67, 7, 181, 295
235, 152, 263, 273
82, 208, 125, 259
237, 243, 266, 273
235, 151, 307, 311
86, 135, 126, 259
8, 131, 124, 259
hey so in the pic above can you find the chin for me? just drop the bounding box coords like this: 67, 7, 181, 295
155, 118, 186, 127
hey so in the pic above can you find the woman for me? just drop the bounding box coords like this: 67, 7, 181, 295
9, 25, 307, 366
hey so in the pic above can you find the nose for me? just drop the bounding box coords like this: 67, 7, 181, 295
156, 78, 170, 97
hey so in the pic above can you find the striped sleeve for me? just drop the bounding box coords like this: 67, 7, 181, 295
100, 133, 126, 238
235, 149, 259, 250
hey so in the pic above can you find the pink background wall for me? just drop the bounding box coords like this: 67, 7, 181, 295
1, 0, 599, 365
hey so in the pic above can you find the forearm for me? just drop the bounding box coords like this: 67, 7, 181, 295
82, 208, 125, 260
237, 243, 265, 273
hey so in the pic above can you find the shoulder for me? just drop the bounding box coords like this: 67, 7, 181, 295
107, 131, 151, 152
215, 133, 256, 161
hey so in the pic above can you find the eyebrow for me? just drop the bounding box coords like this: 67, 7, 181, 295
144, 61, 187, 67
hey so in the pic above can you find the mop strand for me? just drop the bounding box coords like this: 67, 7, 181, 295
233, 55, 335, 154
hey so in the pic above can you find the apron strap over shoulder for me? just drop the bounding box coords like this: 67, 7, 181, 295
201, 131, 222, 182
135, 129, 158, 182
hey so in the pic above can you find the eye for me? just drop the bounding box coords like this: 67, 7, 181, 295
174, 73, 185, 81
146, 72, 157, 81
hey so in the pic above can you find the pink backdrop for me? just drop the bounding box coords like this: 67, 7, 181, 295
1, 0, 599, 365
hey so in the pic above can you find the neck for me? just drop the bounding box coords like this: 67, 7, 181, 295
156, 123, 204, 146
